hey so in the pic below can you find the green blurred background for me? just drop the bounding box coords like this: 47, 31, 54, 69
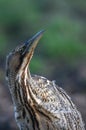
0, 0, 86, 129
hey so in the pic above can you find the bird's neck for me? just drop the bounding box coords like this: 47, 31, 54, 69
7, 65, 31, 87
7, 69, 17, 89
7, 67, 31, 106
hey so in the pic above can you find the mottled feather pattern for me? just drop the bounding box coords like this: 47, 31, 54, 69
6, 31, 85, 130
7, 67, 85, 130
28, 75, 85, 130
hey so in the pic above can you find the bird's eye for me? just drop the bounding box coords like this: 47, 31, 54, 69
20, 48, 23, 52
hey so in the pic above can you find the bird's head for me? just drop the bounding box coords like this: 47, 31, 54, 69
6, 30, 44, 80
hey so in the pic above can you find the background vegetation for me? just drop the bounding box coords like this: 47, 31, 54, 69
0, 0, 86, 129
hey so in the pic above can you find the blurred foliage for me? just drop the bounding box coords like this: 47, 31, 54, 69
0, 1, 86, 129
0, 0, 86, 88
30, 56, 46, 74
43, 18, 86, 60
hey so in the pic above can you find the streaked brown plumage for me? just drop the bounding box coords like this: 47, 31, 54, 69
6, 30, 85, 130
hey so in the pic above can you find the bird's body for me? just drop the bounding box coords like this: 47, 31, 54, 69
6, 30, 85, 130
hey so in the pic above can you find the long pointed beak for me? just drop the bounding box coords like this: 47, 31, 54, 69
23, 30, 45, 55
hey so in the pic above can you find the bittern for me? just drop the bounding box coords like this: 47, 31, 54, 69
6, 30, 85, 130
